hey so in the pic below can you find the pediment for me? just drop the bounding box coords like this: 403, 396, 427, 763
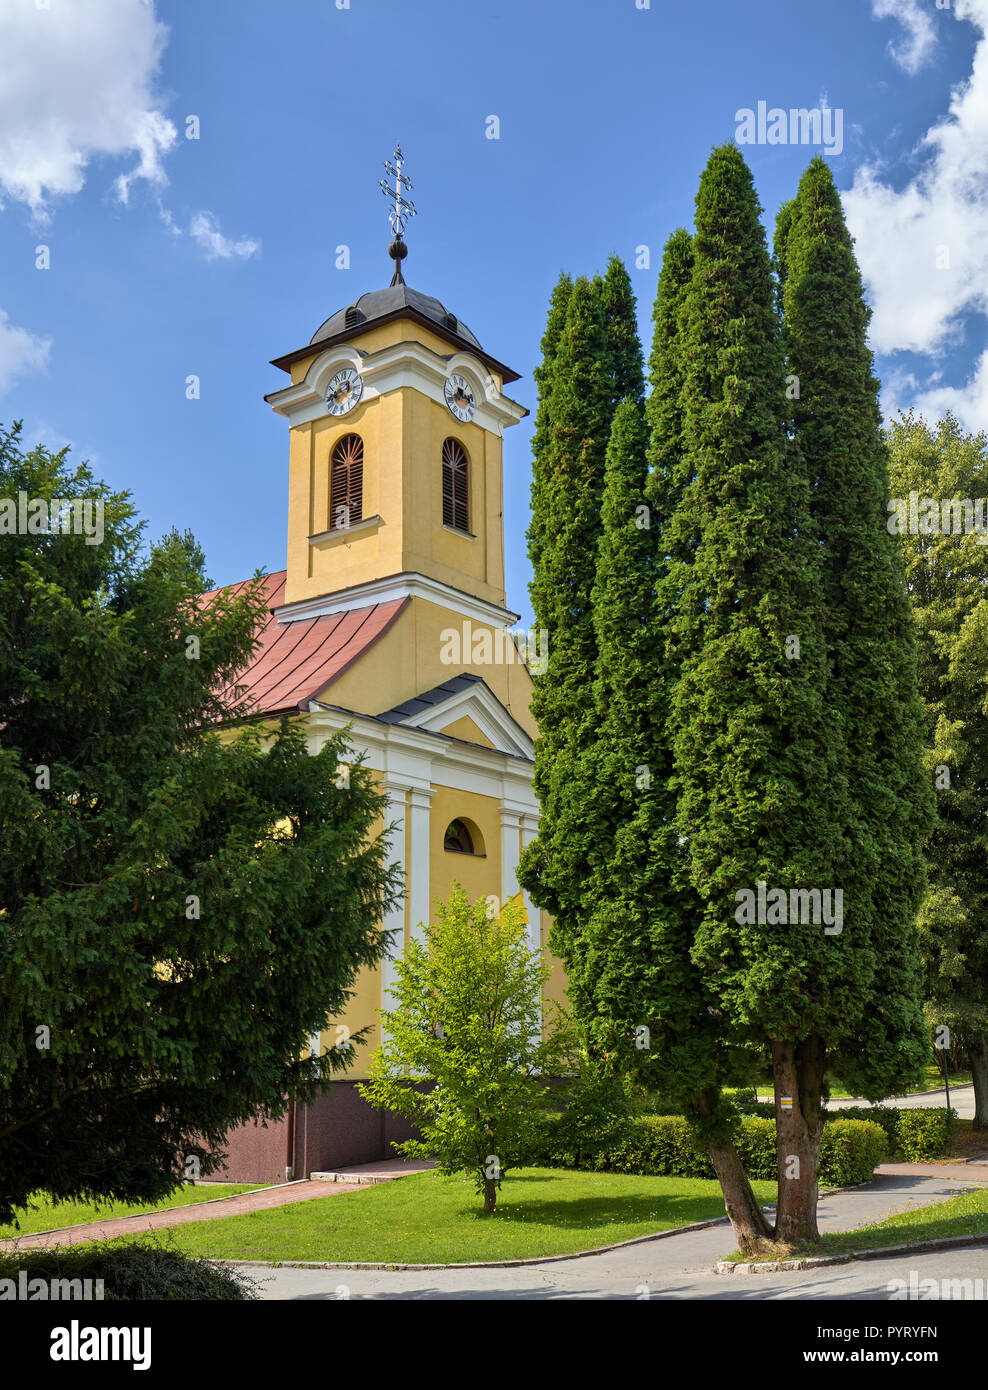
377, 673, 534, 759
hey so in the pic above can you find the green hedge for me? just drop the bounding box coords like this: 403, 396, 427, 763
741, 1102, 954, 1160
528, 1112, 887, 1186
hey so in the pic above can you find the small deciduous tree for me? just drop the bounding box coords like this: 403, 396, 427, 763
888, 411, 988, 1128
360, 886, 574, 1213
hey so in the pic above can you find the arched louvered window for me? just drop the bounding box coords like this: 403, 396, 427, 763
442, 437, 469, 532
330, 434, 363, 531
444, 819, 474, 854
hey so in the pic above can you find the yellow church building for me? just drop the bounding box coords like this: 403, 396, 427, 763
216, 155, 560, 1182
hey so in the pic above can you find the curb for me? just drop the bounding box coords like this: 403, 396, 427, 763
208, 1211, 746, 1272
714, 1230, 988, 1275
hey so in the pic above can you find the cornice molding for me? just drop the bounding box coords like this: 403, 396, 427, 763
273, 570, 519, 630
264, 339, 527, 435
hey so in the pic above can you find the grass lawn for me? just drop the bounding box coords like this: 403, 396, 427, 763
722, 1186, 988, 1263
1, 1184, 264, 1239
93, 1168, 777, 1265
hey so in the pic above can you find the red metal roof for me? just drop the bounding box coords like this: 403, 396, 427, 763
204, 570, 409, 717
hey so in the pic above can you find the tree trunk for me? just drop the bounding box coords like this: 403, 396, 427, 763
967, 1034, 988, 1132
696, 1091, 773, 1256
772, 1033, 826, 1248
482, 1176, 497, 1213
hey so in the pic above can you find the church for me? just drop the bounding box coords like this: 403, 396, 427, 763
215, 151, 563, 1183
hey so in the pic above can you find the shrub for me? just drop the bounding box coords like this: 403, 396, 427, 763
0, 1242, 258, 1300
897, 1108, 956, 1161
819, 1120, 889, 1186
528, 1112, 887, 1185
738, 1102, 953, 1161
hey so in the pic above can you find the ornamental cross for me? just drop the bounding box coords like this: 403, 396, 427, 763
379, 144, 417, 239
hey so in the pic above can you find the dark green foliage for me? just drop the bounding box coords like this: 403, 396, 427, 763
0, 1242, 258, 1300
520, 268, 643, 948
777, 159, 932, 1094
0, 424, 400, 1224
527, 273, 572, 576
528, 1112, 886, 1186
668, 145, 837, 1046
597, 254, 645, 410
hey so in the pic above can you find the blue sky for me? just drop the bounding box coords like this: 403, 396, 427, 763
1, 0, 985, 627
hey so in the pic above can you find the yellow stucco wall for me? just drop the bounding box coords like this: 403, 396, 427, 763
322, 596, 537, 739
439, 715, 494, 748
283, 326, 507, 609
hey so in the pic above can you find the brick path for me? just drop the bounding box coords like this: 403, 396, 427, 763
1, 1160, 434, 1251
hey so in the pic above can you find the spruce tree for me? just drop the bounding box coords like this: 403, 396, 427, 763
0, 426, 398, 1221
887, 412, 988, 1128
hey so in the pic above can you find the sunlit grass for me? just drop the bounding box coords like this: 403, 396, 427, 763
92, 1168, 777, 1265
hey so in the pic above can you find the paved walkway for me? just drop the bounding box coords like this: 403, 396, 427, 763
0, 1160, 432, 1252
234, 1168, 988, 1300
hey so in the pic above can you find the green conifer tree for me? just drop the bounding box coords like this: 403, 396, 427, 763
772, 161, 933, 1236
527, 273, 573, 575
520, 272, 642, 956
666, 145, 839, 1248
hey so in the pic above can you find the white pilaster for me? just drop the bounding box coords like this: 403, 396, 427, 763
380, 781, 408, 1025
407, 785, 434, 945
520, 812, 540, 955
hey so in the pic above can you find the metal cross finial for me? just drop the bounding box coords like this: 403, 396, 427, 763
379, 143, 417, 239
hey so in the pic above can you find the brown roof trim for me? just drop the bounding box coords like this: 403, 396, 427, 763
270, 307, 521, 385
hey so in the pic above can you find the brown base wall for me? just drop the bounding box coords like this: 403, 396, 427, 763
213, 1082, 423, 1185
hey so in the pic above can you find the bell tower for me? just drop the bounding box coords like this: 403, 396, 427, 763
265, 146, 527, 616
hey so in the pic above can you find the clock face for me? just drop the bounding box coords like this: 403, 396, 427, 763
326, 367, 363, 417
444, 374, 476, 423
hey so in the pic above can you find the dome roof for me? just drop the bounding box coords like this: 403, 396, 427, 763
309, 284, 483, 352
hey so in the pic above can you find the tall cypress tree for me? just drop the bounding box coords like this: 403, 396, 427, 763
579, 230, 773, 1249
667, 145, 839, 1248
598, 254, 646, 410
774, 160, 932, 1237
520, 271, 642, 954
527, 273, 573, 576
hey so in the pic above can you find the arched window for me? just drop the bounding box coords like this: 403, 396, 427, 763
442, 438, 469, 532
443, 819, 474, 854
330, 434, 363, 531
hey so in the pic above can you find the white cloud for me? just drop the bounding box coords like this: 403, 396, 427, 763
845, 1, 988, 428
189, 212, 260, 262
0, 310, 51, 395
873, 0, 939, 75
0, 0, 176, 217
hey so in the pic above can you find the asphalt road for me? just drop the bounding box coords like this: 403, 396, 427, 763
828, 1084, 976, 1120
233, 1171, 988, 1301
